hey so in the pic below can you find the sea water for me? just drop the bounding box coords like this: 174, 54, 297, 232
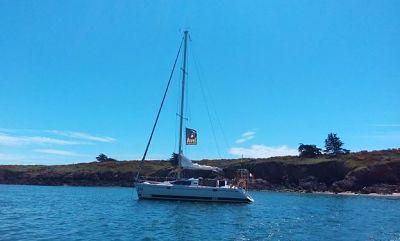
1, 185, 399, 241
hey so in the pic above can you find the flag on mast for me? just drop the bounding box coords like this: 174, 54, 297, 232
186, 128, 197, 145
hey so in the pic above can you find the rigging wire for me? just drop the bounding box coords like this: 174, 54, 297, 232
201, 66, 231, 151
173, 101, 178, 152
173, 64, 181, 153
190, 40, 222, 159
184, 44, 191, 157
135, 37, 184, 181
185, 59, 191, 126
190, 42, 231, 153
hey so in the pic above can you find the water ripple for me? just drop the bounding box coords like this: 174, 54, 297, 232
1, 185, 400, 241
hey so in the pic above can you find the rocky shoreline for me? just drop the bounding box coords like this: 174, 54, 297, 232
248, 179, 400, 195
1, 149, 399, 195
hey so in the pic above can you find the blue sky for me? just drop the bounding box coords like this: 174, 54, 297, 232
0, 1, 399, 164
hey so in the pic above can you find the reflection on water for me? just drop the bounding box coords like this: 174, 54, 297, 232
1, 185, 400, 241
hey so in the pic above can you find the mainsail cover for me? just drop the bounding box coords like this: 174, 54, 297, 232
179, 154, 221, 172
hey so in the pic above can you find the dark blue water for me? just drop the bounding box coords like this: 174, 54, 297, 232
1, 185, 399, 241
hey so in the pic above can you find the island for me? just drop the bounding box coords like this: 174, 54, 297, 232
1, 149, 399, 195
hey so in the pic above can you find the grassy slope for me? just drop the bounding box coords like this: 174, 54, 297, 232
2, 149, 399, 177
203, 149, 400, 168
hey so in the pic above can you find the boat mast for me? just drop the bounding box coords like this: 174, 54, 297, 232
177, 30, 189, 179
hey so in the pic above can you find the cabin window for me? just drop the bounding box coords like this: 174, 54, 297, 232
171, 180, 191, 185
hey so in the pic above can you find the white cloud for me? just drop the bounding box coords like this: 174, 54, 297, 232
235, 131, 256, 144
0, 128, 18, 133
0, 132, 84, 146
34, 149, 82, 157
48, 130, 116, 143
236, 136, 254, 144
0, 152, 26, 162
357, 132, 400, 141
229, 144, 298, 158
242, 131, 256, 137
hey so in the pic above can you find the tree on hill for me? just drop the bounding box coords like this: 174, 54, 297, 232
96, 153, 117, 162
324, 133, 350, 156
298, 144, 322, 158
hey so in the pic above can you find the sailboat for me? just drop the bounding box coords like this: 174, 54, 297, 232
135, 31, 254, 203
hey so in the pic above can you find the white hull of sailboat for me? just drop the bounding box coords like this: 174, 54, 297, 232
136, 182, 253, 203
